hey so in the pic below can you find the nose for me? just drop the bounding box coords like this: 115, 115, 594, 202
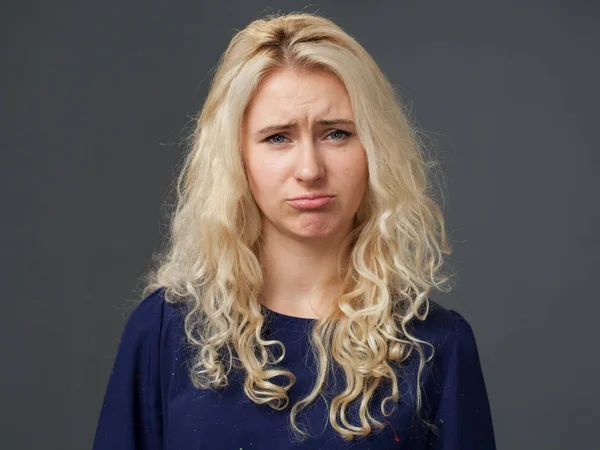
293, 139, 325, 183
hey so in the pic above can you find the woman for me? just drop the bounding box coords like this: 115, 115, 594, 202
93, 12, 496, 449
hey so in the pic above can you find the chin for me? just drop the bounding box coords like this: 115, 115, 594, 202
290, 222, 340, 240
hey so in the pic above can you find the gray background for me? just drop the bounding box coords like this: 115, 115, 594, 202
2, 1, 598, 449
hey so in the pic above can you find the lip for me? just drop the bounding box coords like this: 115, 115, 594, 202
289, 193, 335, 200
287, 196, 334, 210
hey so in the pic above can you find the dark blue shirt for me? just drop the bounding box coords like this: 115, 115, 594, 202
93, 288, 496, 449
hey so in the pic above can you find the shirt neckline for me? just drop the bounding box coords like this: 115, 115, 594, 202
261, 304, 318, 322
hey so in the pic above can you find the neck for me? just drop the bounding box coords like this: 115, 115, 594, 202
257, 223, 352, 319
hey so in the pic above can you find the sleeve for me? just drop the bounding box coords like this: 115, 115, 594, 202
430, 310, 497, 450
92, 292, 165, 450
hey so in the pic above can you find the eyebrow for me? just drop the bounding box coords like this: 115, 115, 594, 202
254, 119, 356, 138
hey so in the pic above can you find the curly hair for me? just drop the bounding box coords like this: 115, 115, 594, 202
140, 11, 454, 442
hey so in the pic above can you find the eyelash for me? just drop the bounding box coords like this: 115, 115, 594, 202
264, 130, 352, 145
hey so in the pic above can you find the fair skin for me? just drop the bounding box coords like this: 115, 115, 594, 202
241, 66, 368, 319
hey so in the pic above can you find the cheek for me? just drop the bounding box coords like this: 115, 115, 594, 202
341, 153, 368, 191
247, 151, 282, 176
246, 155, 286, 203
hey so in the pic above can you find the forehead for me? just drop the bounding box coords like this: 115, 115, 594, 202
243, 67, 354, 126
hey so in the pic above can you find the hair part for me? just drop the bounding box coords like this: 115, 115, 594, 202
140, 11, 453, 442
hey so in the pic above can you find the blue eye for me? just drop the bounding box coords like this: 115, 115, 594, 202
264, 130, 352, 145
328, 130, 351, 140
265, 134, 290, 145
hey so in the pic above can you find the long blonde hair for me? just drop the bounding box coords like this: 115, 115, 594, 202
141, 11, 453, 441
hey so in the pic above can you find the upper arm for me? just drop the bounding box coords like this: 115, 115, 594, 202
429, 310, 496, 450
93, 290, 165, 450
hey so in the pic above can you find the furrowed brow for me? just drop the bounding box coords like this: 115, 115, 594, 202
254, 119, 355, 139
317, 119, 355, 127
253, 121, 296, 139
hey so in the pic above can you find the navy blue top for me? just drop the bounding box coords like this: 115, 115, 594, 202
93, 288, 496, 449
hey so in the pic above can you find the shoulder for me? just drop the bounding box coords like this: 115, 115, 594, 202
408, 299, 454, 345
120, 287, 188, 349
407, 299, 482, 369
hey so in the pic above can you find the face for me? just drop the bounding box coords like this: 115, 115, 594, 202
241, 67, 368, 244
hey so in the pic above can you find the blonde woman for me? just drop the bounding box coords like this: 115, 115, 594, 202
93, 12, 496, 450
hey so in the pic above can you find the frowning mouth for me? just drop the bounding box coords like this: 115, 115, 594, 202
287, 196, 334, 210
288, 192, 334, 200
